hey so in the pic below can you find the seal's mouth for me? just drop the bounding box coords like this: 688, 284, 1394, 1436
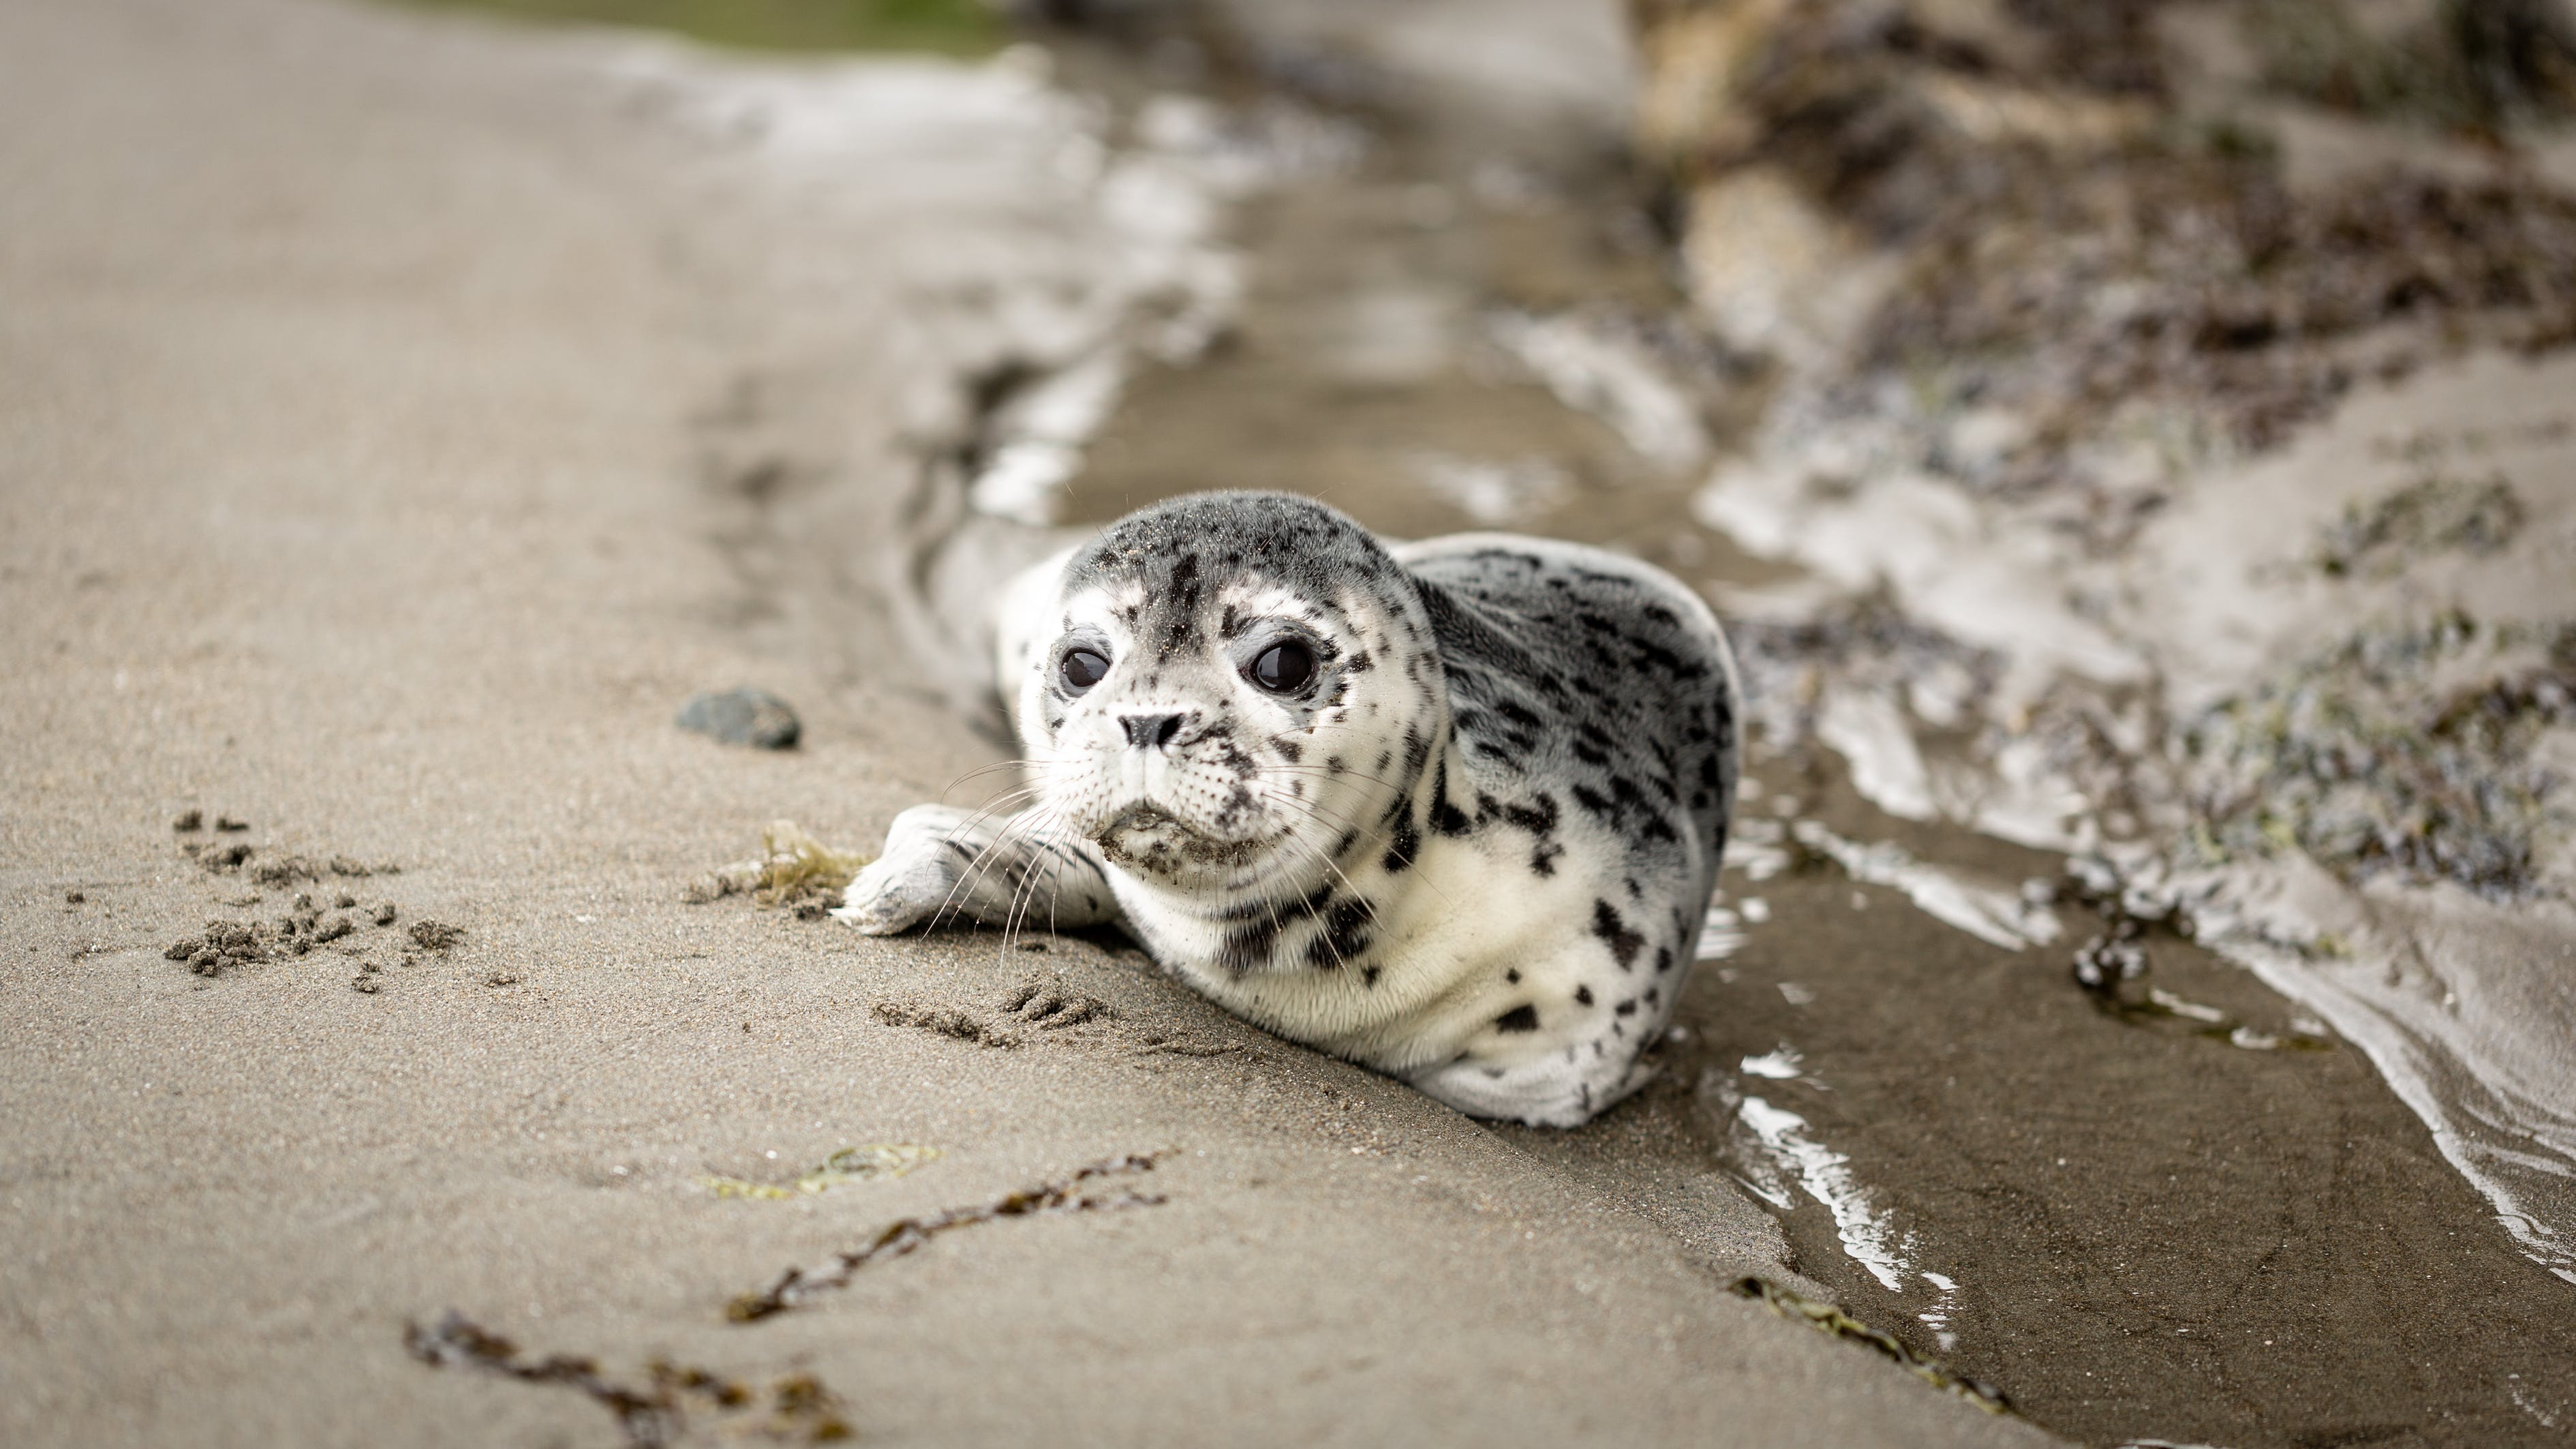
1092, 803, 1264, 874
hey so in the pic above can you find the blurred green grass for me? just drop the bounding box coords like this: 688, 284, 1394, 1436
389, 0, 1003, 55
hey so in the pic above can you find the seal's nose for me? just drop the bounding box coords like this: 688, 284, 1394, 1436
1120, 712, 1189, 750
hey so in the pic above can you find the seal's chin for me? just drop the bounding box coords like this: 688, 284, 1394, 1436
1091, 802, 1266, 883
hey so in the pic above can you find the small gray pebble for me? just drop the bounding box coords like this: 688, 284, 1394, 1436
676, 687, 801, 750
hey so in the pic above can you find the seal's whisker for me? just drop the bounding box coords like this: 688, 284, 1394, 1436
933, 806, 1062, 932
996, 813, 1064, 960
937, 759, 1056, 805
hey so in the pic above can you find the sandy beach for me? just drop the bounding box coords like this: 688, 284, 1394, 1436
0, 1, 2053, 1444
14, 0, 2576, 1443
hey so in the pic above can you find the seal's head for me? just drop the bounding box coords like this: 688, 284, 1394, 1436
1016, 493, 1443, 906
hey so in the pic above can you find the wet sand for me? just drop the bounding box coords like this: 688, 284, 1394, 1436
0, 1, 2054, 1446
1047, 13, 2576, 1444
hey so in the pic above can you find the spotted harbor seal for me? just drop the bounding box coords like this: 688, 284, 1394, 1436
839, 492, 1738, 1126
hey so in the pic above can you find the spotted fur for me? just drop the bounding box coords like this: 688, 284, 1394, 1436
837, 492, 1739, 1127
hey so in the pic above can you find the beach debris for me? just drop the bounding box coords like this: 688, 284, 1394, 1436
2062, 883, 2332, 1051
2313, 473, 2525, 579
250, 855, 321, 887
410, 920, 465, 951
684, 820, 872, 909
727, 1154, 1166, 1322
404, 1311, 852, 1447
702, 1144, 944, 1201
2181, 614, 2576, 899
195, 842, 254, 871
1731, 1277, 2009, 1415
214, 816, 249, 832
372, 901, 398, 926
677, 687, 801, 750
2070, 932, 2147, 996
63, 889, 84, 904
168, 897, 417, 981
172, 810, 202, 832
164, 919, 273, 977
872, 1001, 1019, 1049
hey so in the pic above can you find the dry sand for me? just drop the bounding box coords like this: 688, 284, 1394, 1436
0, 1, 2051, 1444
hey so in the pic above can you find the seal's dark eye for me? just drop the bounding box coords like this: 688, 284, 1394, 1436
1060, 647, 1109, 692
1246, 640, 1316, 694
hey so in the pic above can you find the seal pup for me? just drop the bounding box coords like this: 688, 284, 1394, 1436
838, 492, 1738, 1127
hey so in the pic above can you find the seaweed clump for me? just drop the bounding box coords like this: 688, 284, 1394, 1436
2250, 0, 2576, 133
2182, 614, 2576, 898
2312, 473, 2526, 578
684, 820, 872, 913
1865, 164, 2576, 490
1633, 0, 2576, 543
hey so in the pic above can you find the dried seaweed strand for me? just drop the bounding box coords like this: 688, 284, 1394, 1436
403, 1311, 849, 1446
406, 1312, 693, 1448
1732, 1277, 2011, 1414
728, 1154, 1165, 1322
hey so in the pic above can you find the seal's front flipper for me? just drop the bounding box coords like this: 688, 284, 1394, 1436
833, 803, 1118, 936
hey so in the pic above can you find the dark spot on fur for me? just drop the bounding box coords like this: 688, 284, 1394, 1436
1575, 985, 1594, 1006
1382, 811, 1420, 874
1501, 793, 1559, 836
1494, 1005, 1539, 1034
1591, 900, 1645, 970
1218, 920, 1278, 975
1309, 897, 1374, 967
1428, 760, 1472, 837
